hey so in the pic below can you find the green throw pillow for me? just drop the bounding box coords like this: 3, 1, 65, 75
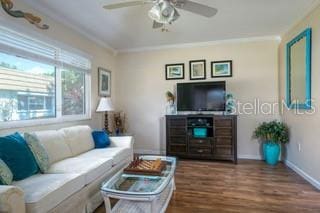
24, 133, 50, 173
0, 159, 13, 185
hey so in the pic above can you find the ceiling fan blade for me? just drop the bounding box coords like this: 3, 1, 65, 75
103, 1, 150, 10
175, 0, 218, 18
153, 21, 164, 29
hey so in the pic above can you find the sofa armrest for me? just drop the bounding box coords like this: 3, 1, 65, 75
0, 185, 25, 213
109, 136, 134, 149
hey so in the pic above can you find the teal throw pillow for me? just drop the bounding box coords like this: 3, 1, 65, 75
0, 133, 39, 181
24, 133, 50, 173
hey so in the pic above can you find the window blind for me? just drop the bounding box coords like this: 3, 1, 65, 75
0, 26, 91, 72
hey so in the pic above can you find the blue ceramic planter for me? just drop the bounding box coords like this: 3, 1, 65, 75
263, 142, 280, 165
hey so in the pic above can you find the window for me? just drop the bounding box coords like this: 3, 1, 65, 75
62, 69, 85, 116
0, 52, 56, 121
0, 26, 91, 127
17, 95, 54, 112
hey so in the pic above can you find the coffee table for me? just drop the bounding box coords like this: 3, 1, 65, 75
101, 155, 176, 213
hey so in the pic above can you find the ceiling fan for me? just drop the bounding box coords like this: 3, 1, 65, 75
103, 0, 218, 30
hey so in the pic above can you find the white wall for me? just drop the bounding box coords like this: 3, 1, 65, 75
116, 39, 280, 156
0, 1, 116, 135
279, 5, 320, 186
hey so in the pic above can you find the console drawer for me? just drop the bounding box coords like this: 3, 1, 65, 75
215, 127, 232, 136
169, 118, 186, 127
216, 137, 232, 145
189, 138, 211, 146
189, 147, 212, 155
215, 145, 233, 156
170, 136, 186, 145
169, 127, 186, 136
169, 145, 187, 153
215, 118, 232, 127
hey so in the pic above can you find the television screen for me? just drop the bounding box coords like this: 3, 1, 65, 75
177, 81, 226, 111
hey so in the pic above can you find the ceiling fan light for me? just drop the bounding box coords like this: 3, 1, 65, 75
148, 0, 180, 24
171, 8, 180, 22
148, 4, 162, 22
161, 0, 173, 17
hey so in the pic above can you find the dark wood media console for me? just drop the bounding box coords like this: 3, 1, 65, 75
166, 114, 237, 163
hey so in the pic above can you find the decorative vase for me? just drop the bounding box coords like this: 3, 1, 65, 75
166, 100, 176, 115
263, 142, 280, 165
225, 93, 235, 114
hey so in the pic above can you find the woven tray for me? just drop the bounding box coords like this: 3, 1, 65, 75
124, 157, 166, 176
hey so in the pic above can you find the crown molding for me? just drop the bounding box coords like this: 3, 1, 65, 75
118, 35, 281, 53
23, 1, 117, 55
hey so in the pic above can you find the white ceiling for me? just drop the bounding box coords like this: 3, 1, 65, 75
24, 0, 320, 52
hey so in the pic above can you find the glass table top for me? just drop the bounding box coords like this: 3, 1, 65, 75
101, 156, 176, 196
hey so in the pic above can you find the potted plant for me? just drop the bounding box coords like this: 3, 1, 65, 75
253, 121, 289, 165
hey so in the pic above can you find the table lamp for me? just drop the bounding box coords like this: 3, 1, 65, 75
96, 97, 114, 133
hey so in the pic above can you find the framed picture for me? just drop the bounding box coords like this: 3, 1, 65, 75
189, 60, 206, 80
98, 67, 111, 97
165, 64, 185, 80
211, 60, 233, 78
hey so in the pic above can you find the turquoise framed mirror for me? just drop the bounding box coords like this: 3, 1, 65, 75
286, 28, 312, 109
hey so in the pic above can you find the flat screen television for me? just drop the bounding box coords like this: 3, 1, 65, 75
177, 81, 226, 111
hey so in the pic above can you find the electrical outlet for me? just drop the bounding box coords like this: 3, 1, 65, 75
298, 143, 302, 152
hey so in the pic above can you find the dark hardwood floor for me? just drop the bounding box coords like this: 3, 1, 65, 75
96, 160, 320, 213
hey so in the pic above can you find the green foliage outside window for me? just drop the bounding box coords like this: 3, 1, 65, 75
62, 69, 85, 115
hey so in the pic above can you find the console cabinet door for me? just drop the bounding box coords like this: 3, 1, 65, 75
166, 116, 187, 155
214, 116, 236, 161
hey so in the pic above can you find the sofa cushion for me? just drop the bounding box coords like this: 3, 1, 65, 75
77, 147, 132, 166
34, 130, 72, 165
92, 130, 110, 148
13, 173, 85, 213
109, 136, 134, 149
24, 133, 50, 173
0, 133, 39, 181
60, 126, 95, 156
46, 157, 113, 184
0, 159, 13, 185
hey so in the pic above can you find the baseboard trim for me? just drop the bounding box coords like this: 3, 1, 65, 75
134, 151, 263, 160
238, 155, 262, 160
284, 160, 320, 190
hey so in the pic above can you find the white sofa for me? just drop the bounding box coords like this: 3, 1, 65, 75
0, 125, 134, 213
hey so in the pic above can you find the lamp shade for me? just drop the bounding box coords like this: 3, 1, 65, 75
96, 97, 114, 112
